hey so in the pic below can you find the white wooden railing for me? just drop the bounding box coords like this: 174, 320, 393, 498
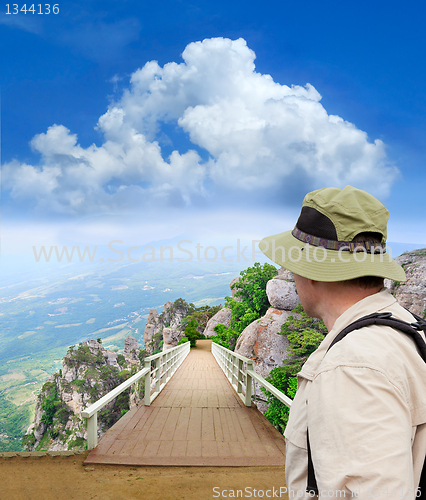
82, 341, 190, 450
211, 341, 293, 409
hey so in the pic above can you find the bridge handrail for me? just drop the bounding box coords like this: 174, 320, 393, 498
247, 369, 293, 407
81, 367, 150, 419
211, 341, 292, 408
82, 341, 190, 450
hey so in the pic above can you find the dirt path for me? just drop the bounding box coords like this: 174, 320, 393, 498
1, 452, 288, 500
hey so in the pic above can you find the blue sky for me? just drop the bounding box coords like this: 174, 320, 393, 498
1, 0, 426, 267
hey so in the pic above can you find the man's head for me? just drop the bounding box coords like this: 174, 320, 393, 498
260, 185, 406, 283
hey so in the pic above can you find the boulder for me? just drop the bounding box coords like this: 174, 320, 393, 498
235, 308, 293, 378
266, 277, 299, 311
203, 308, 232, 337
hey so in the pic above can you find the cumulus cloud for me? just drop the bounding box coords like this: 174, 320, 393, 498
3, 37, 399, 216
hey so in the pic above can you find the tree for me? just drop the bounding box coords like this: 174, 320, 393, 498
212, 324, 239, 350
184, 319, 199, 348
212, 262, 278, 349
182, 304, 222, 333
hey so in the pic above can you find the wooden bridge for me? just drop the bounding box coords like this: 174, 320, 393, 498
84, 340, 287, 467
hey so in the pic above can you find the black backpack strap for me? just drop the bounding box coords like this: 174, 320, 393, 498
306, 430, 319, 495
307, 311, 426, 494
420, 457, 426, 500
327, 312, 426, 361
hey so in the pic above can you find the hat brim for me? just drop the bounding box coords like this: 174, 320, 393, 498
260, 231, 406, 282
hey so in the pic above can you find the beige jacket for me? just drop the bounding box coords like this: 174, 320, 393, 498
284, 289, 426, 499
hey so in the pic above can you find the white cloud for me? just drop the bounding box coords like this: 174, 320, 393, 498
3, 37, 399, 216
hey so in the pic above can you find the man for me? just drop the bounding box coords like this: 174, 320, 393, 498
260, 186, 426, 499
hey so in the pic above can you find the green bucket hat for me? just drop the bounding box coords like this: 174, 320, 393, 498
260, 186, 406, 282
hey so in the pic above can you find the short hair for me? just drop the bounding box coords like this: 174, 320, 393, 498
343, 232, 385, 289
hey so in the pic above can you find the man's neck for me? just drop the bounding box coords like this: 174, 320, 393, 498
313, 283, 383, 331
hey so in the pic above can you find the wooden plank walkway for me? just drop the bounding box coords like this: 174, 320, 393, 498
85, 340, 286, 466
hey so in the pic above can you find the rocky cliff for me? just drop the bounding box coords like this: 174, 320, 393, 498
23, 338, 142, 451
143, 299, 192, 353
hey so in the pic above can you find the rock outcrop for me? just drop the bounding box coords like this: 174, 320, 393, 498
203, 307, 232, 337
143, 300, 191, 354
235, 308, 293, 378
143, 309, 161, 354
162, 327, 181, 350
23, 337, 142, 452
123, 336, 140, 364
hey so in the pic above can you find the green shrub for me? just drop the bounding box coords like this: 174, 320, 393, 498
39, 381, 72, 430
49, 428, 60, 440
182, 304, 222, 333
22, 431, 36, 450
64, 344, 97, 367
263, 370, 297, 432
184, 319, 200, 347
211, 324, 239, 350
68, 437, 86, 449
228, 262, 278, 332
279, 303, 326, 374
117, 354, 126, 367
138, 349, 148, 364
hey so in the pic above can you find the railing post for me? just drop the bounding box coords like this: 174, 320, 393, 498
86, 412, 98, 450
144, 359, 151, 406
164, 351, 169, 382
155, 357, 161, 394
237, 358, 243, 394
170, 350, 175, 376
245, 360, 253, 407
